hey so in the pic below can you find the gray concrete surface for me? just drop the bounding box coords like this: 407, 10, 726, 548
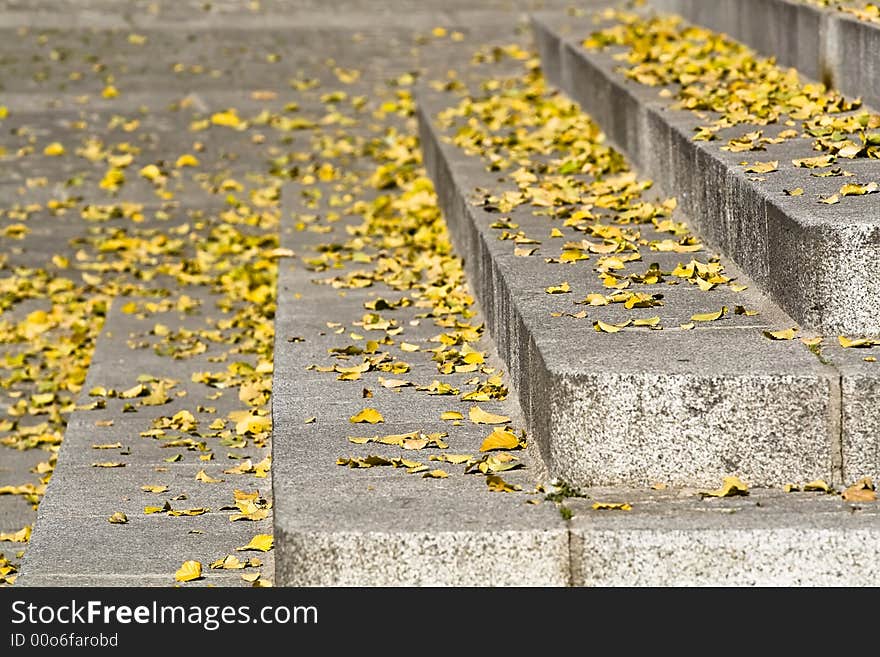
568, 487, 880, 585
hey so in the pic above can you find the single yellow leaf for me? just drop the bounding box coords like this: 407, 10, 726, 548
700, 476, 749, 498
632, 316, 661, 327
440, 411, 463, 421
174, 560, 203, 582
108, 512, 128, 524
486, 474, 521, 492
349, 408, 384, 424
545, 282, 571, 294
479, 429, 520, 452
763, 328, 797, 340
237, 534, 274, 552
842, 477, 876, 503
141, 485, 168, 494
744, 160, 778, 174
175, 154, 200, 168
691, 307, 727, 322
803, 479, 833, 493
195, 469, 223, 484
838, 335, 874, 348
594, 319, 630, 333
468, 406, 511, 425
592, 502, 632, 511
422, 469, 449, 479
119, 383, 145, 399
43, 142, 65, 156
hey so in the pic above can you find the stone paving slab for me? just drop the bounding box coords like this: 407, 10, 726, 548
567, 486, 880, 585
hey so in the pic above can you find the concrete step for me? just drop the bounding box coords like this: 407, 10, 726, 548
650, 0, 880, 115
272, 204, 569, 584
258, 12, 584, 587
567, 484, 880, 585
17, 283, 275, 587
532, 10, 880, 336
416, 50, 880, 584
417, 89, 877, 488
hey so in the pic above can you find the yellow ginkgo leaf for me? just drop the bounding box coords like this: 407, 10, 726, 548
803, 480, 833, 493
479, 429, 520, 452
211, 109, 242, 128
43, 142, 65, 156
108, 512, 128, 524
691, 307, 727, 322
700, 476, 749, 498
592, 502, 632, 511
349, 408, 384, 424
842, 477, 876, 503
175, 154, 200, 168
486, 475, 521, 492
422, 469, 449, 479
839, 182, 878, 196
468, 406, 511, 425
195, 470, 222, 484
594, 319, 630, 333
838, 335, 874, 348
174, 560, 202, 582
440, 411, 463, 421
545, 282, 571, 294
763, 328, 797, 340
744, 160, 778, 174
237, 534, 274, 552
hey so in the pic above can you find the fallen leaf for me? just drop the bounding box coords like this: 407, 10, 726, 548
174, 560, 203, 582
237, 534, 274, 552
838, 335, 874, 348
842, 477, 876, 503
594, 319, 630, 333
486, 474, 521, 492
468, 406, 510, 425
545, 282, 571, 294
349, 408, 384, 424
691, 307, 727, 322
744, 160, 778, 174
701, 476, 749, 498
479, 429, 521, 452
592, 502, 632, 511
803, 479, 833, 493
195, 469, 223, 484
108, 512, 128, 524
763, 328, 797, 340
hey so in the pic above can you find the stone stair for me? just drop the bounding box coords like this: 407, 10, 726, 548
5, 0, 880, 587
